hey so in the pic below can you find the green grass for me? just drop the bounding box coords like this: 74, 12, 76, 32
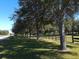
0, 36, 79, 59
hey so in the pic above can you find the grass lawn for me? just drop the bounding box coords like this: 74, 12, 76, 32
0, 36, 79, 59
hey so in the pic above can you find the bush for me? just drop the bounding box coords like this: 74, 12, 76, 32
0, 30, 9, 35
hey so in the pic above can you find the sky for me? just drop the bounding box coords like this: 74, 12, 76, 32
74, 12, 79, 20
0, 0, 79, 32
0, 0, 18, 31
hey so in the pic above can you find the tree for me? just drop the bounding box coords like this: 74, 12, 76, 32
50, 0, 79, 50
12, 0, 79, 51
0, 30, 9, 35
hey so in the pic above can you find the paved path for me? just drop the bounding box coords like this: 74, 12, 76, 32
0, 35, 10, 39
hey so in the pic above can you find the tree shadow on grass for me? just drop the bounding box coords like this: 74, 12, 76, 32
0, 36, 77, 59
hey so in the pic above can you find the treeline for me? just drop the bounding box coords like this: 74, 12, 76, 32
0, 30, 9, 35
12, 19, 79, 36
12, 0, 79, 50
12, 0, 79, 36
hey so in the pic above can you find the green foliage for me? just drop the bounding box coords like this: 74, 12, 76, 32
0, 30, 9, 35
11, 0, 79, 50
12, 0, 79, 34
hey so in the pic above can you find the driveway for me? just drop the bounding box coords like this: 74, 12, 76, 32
0, 35, 10, 39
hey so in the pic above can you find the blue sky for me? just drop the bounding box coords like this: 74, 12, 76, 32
74, 12, 79, 20
0, 0, 18, 31
0, 0, 79, 32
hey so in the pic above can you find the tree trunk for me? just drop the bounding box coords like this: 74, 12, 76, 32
59, 19, 67, 50
72, 23, 74, 43
36, 24, 39, 40
36, 19, 40, 40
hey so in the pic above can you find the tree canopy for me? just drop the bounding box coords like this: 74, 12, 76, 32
12, 0, 79, 50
